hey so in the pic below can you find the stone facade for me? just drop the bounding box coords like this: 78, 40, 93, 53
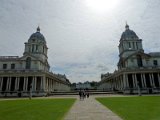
0, 27, 70, 97
98, 24, 160, 94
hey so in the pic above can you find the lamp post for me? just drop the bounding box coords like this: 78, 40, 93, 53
137, 81, 141, 96
29, 83, 32, 100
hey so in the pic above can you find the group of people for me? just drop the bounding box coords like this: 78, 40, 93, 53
78, 90, 89, 100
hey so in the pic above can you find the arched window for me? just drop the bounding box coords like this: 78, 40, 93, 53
137, 55, 143, 67
26, 57, 31, 69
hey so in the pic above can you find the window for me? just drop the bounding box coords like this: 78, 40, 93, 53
136, 42, 138, 49
26, 57, 31, 69
128, 42, 131, 49
3, 64, 7, 69
137, 55, 143, 67
133, 42, 135, 49
36, 45, 38, 51
153, 60, 158, 66
11, 64, 15, 69
32, 45, 34, 52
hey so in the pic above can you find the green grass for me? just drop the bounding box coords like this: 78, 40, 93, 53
96, 96, 160, 120
0, 98, 76, 120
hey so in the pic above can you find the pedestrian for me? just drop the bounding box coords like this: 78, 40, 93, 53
82, 90, 86, 99
86, 92, 89, 98
79, 90, 82, 100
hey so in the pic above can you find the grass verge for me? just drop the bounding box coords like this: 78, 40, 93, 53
96, 96, 160, 120
0, 98, 76, 120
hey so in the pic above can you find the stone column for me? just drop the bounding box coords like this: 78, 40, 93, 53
47, 78, 49, 91
32, 77, 35, 91
23, 77, 26, 91
132, 74, 136, 88
25, 77, 28, 91
14, 77, 17, 91
126, 74, 129, 88
134, 74, 138, 87
52, 79, 54, 91
0, 77, 3, 91
115, 78, 117, 90
120, 76, 124, 90
110, 80, 112, 90
158, 73, 160, 87
149, 74, 153, 87
51, 79, 52, 91
40, 76, 43, 90
46, 78, 48, 91
53, 80, 55, 91
48, 78, 50, 91
143, 74, 147, 87
122, 75, 125, 89
50, 79, 52, 91
117, 78, 119, 89
45, 77, 47, 91
0, 77, 1, 90
35, 77, 37, 91
110, 80, 113, 89
151, 73, 155, 87
7, 77, 11, 91
141, 74, 145, 88
55, 82, 58, 90
17, 77, 20, 90
123, 74, 126, 89
42, 76, 46, 91
58, 82, 61, 91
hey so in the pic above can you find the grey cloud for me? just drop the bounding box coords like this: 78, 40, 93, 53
0, 0, 160, 83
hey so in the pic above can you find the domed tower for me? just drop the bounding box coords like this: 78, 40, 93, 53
23, 26, 48, 63
118, 24, 144, 58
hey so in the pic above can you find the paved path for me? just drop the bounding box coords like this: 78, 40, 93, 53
64, 96, 122, 120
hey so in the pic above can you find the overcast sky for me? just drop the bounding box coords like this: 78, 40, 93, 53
0, 0, 160, 83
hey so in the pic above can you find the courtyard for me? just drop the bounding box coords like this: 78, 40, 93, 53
0, 98, 76, 120
0, 95, 160, 120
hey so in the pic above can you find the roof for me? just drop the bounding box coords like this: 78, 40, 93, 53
149, 52, 160, 57
29, 27, 46, 42
120, 24, 139, 41
118, 51, 150, 66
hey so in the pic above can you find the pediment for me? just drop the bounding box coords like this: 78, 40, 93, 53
118, 51, 150, 66
126, 51, 150, 60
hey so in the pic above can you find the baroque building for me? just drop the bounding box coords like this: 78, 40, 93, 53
98, 24, 160, 94
0, 27, 70, 97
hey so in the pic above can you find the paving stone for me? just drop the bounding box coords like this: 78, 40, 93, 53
64, 96, 122, 120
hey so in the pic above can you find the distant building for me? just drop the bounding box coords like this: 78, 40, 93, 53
76, 82, 91, 90
98, 24, 160, 94
0, 27, 70, 97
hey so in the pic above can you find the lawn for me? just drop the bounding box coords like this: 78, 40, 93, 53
0, 98, 76, 120
96, 96, 160, 120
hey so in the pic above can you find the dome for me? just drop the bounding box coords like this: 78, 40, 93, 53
29, 26, 46, 42
120, 24, 139, 41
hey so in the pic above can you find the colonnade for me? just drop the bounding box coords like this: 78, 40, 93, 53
0, 76, 44, 95
99, 72, 160, 94
45, 77, 70, 92
0, 75, 70, 97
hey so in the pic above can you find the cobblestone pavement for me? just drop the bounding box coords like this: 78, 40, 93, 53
64, 96, 122, 120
